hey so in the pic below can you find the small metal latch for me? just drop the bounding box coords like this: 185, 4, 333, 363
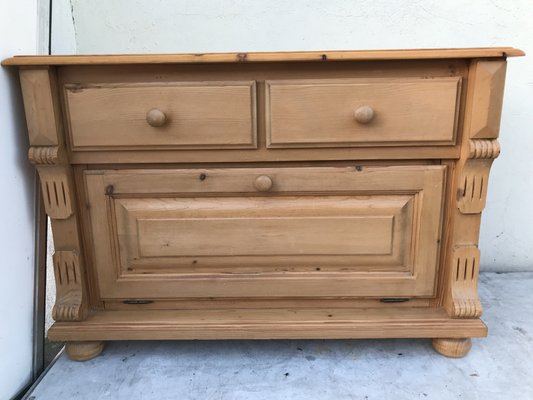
122, 299, 153, 305
380, 298, 410, 303
105, 184, 114, 196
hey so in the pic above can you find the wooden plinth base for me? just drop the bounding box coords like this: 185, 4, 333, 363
432, 338, 472, 358
51, 310, 482, 360
49, 308, 486, 341
65, 341, 105, 361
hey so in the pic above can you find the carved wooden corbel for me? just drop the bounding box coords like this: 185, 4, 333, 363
29, 146, 74, 219
36, 166, 74, 219
457, 139, 500, 214
52, 250, 87, 321
445, 246, 482, 318
445, 139, 500, 318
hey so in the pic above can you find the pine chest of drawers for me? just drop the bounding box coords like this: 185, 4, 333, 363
3, 47, 524, 360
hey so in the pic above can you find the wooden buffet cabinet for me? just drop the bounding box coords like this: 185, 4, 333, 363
3, 48, 524, 361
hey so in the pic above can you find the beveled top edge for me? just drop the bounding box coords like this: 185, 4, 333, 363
1, 47, 525, 66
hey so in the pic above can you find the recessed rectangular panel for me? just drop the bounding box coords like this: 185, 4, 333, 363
64, 81, 257, 150
115, 195, 410, 273
138, 215, 393, 257
266, 78, 460, 147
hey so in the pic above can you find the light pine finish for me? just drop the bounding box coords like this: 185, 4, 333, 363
19, 68, 61, 146
432, 338, 472, 358
354, 105, 375, 124
48, 308, 487, 341
84, 166, 444, 299
5, 48, 523, 360
65, 341, 105, 361
253, 175, 273, 191
2, 47, 524, 66
145, 108, 167, 127
52, 251, 86, 321
439, 60, 508, 321
468, 61, 507, 139
64, 81, 257, 150
20, 68, 90, 324
57, 57, 472, 164
266, 78, 461, 147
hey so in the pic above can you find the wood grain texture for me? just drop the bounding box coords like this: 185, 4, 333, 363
10, 49, 519, 358
115, 195, 410, 270
52, 250, 87, 321
432, 338, 472, 358
48, 308, 487, 341
439, 60, 507, 321
19, 68, 61, 146
85, 165, 444, 299
457, 158, 497, 214
266, 78, 461, 147
446, 246, 482, 318
37, 166, 74, 219
104, 297, 432, 311
2, 47, 524, 66
20, 66, 91, 325
468, 60, 507, 139
60, 56, 468, 163
65, 341, 105, 361
69, 146, 460, 164
64, 81, 257, 150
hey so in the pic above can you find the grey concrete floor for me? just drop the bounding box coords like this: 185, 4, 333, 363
30, 272, 533, 400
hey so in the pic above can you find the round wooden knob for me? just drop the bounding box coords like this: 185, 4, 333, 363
146, 108, 167, 127
354, 105, 374, 124
254, 175, 273, 192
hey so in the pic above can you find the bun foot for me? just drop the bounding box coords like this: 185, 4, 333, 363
432, 338, 472, 358
65, 341, 105, 361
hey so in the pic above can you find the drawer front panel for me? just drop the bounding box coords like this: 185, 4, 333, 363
64, 81, 257, 150
266, 78, 461, 148
85, 165, 445, 300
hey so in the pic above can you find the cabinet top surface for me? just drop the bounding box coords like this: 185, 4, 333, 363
1, 47, 524, 66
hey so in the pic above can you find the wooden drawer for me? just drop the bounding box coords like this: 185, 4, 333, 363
266, 78, 461, 148
63, 81, 257, 150
85, 165, 445, 300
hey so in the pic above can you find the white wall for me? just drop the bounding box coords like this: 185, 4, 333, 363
53, 0, 533, 271
0, 0, 40, 398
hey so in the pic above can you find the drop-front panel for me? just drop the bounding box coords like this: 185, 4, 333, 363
3, 47, 523, 360
85, 166, 444, 299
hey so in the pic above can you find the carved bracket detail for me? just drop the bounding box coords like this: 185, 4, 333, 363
52, 250, 87, 321
458, 139, 500, 214
468, 139, 500, 159
28, 146, 59, 165
37, 166, 74, 219
446, 246, 482, 318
